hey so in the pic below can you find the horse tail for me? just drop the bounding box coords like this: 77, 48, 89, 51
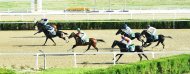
96, 39, 105, 43
164, 36, 173, 39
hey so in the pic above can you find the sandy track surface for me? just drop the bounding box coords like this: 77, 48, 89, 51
0, 29, 189, 69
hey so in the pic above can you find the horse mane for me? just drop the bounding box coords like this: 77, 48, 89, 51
115, 40, 126, 46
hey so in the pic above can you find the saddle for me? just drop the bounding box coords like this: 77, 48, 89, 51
130, 33, 135, 38
129, 44, 135, 52
151, 35, 158, 41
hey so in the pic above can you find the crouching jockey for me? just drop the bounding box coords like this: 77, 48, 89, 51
40, 18, 56, 36
120, 33, 132, 51
121, 23, 132, 38
146, 25, 157, 41
76, 28, 89, 44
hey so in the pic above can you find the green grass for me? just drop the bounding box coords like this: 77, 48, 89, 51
37, 67, 105, 74
0, 1, 30, 11
0, 0, 190, 11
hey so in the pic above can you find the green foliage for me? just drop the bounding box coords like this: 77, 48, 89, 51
83, 54, 190, 74
1, 21, 190, 30
0, 68, 15, 74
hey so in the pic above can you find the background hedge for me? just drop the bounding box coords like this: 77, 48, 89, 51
84, 54, 190, 74
0, 21, 190, 30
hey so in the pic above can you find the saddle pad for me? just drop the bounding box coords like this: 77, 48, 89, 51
129, 44, 135, 51
130, 33, 135, 38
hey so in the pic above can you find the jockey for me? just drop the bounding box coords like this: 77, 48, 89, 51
76, 28, 89, 44
120, 33, 132, 51
121, 23, 132, 37
40, 18, 56, 36
146, 25, 157, 40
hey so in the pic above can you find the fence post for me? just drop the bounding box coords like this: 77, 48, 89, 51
43, 54, 47, 70
152, 12, 155, 20
109, 13, 111, 20
113, 52, 116, 65
0, 14, 1, 21
35, 53, 39, 70
130, 12, 133, 19
21, 14, 24, 21
152, 52, 155, 59
74, 53, 77, 68
174, 12, 177, 19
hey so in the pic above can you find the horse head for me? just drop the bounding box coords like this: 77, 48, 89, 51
141, 30, 151, 37
111, 40, 118, 48
111, 40, 128, 52
111, 40, 125, 48
116, 29, 123, 35
34, 21, 44, 30
69, 32, 76, 39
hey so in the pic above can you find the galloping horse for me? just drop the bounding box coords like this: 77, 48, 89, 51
141, 30, 172, 49
34, 21, 68, 46
111, 40, 149, 62
68, 32, 105, 52
116, 29, 144, 45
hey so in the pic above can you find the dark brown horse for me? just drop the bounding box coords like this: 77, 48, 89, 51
68, 32, 105, 52
116, 29, 144, 45
34, 21, 68, 46
140, 30, 172, 49
111, 40, 149, 62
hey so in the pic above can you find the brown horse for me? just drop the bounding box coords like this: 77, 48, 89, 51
68, 32, 105, 52
34, 21, 69, 46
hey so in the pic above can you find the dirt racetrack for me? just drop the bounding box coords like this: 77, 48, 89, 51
0, 29, 190, 69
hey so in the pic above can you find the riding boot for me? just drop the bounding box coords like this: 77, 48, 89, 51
151, 35, 154, 41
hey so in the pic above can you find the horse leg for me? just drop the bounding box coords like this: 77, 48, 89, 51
137, 54, 143, 61
142, 54, 149, 60
161, 41, 165, 49
116, 54, 123, 62
152, 41, 160, 49
92, 43, 99, 52
112, 54, 120, 60
43, 37, 48, 46
146, 43, 152, 47
62, 37, 69, 43
70, 45, 76, 52
137, 37, 144, 46
143, 42, 148, 47
50, 38, 56, 46
84, 44, 92, 53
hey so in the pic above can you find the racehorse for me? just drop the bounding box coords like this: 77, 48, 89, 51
140, 30, 172, 49
68, 32, 105, 52
116, 29, 144, 45
111, 40, 149, 62
34, 21, 68, 46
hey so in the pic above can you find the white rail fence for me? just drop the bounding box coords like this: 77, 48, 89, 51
0, 51, 190, 70
1, 10, 190, 21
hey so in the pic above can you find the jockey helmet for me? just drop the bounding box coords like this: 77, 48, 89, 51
146, 25, 151, 28
77, 28, 81, 31
41, 18, 48, 21
124, 24, 128, 27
